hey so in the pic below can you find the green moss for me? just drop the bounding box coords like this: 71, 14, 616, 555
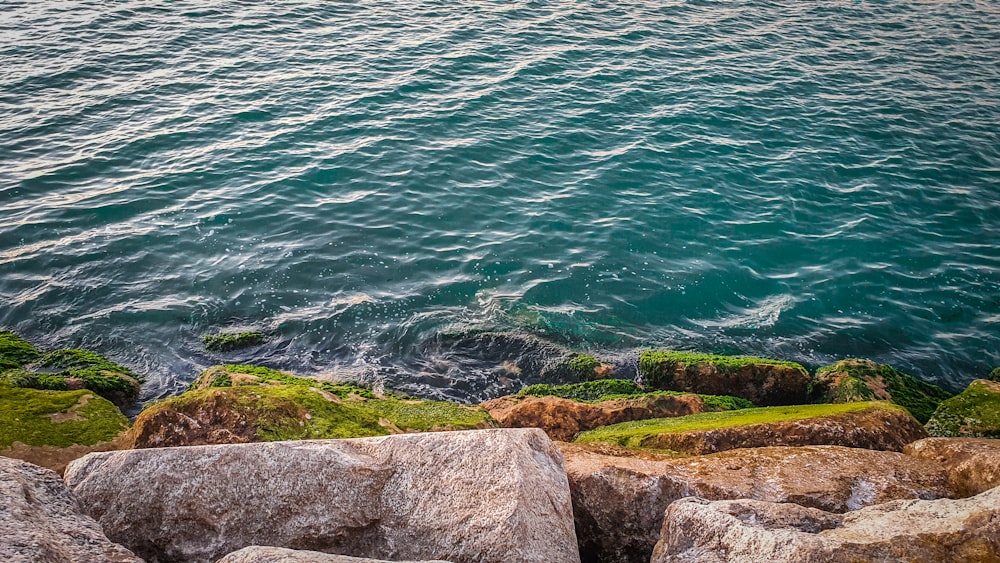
989, 367, 1000, 383
925, 380, 1000, 438
0, 331, 41, 368
576, 401, 903, 449
639, 350, 807, 389
542, 353, 603, 380
0, 369, 71, 391
517, 379, 755, 410
813, 359, 952, 424
0, 384, 129, 449
33, 349, 143, 406
203, 331, 269, 352
193, 364, 376, 399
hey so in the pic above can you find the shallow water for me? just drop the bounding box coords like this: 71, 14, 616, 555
2, 1, 999, 403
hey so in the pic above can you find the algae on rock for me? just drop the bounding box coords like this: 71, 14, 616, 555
925, 379, 1000, 438
517, 379, 755, 411
811, 358, 952, 423
203, 330, 269, 351
0, 384, 129, 450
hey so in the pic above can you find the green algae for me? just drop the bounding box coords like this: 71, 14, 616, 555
203, 331, 269, 352
0, 331, 41, 369
0, 384, 129, 449
812, 359, 952, 424
517, 379, 754, 410
925, 379, 1000, 438
193, 364, 376, 399
575, 401, 903, 449
989, 367, 1000, 383
35, 349, 143, 406
639, 350, 808, 388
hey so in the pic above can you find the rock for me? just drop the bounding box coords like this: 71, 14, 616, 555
128, 364, 494, 448
904, 437, 1000, 497
560, 443, 951, 563
203, 331, 269, 352
482, 393, 704, 441
576, 402, 927, 455
0, 331, 41, 370
638, 351, 810, 406
0, 385, 130, 473
990, 367, 1000, 382
65, 428, 579, 563
810, 358, 953, 423
0, 457, 141, 562
925, 379, 1000, 438
0, 347, 144, 408
218, 546, 452, 563
651, 486, 1000, 562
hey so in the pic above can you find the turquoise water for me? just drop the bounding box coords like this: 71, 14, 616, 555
2, 1, 999, 403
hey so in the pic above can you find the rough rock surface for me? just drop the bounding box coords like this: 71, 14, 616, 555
218, 546, 453, 563
65, 428, 579, 563
926, 378, 1000, 438
482, 393, 704, 441
651, 486, 1000, 562
611, 406, 927, 455
560, 443, 952, 563
904, 437, 1000, 497
0, 457, 140, 563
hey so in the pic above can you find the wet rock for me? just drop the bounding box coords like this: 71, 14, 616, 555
651, 486, 1000, 562
904, 437, 1000, 497
560, 443, 951, 563
925, 379, 1000, 438
638, 351, 810, 406
576, 402, 927, 455
65, 428, 579, 563
482, 393, 704, 441
0, 457, 140, 562
218, 546, 452, 563
811, 358, 952, 423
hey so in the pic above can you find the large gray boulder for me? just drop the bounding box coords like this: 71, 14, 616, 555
651, 486, 1000, 562
0, 457, 140, 563
560, 443, 952, 563
64, 428, 579, 563
218, 546, 453, 563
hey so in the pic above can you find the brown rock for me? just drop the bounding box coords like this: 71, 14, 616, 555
630, 406, 927, 455
0, 457, 141, 563
65, 428, 579, 563
560, 443, 952, 563
482, 393, 704, 441
904, 437, 1000, 497
218, 546, 453, 563
0, 437, 126, 475
651, 486, 1000, 562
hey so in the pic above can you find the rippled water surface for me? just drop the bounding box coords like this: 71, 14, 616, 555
2, 1, 999, 402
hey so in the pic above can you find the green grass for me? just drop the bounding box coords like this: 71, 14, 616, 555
925, 380, 1000, 438
517, 379, 755, 410
0, 331, 40, 367
575, 401, 902, 448
0, 384, 129, 449
813, 359, 952, 424
639, 350, 807, 388
203, 331, 269, 352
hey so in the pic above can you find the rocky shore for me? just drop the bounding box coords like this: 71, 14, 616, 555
2, 329, 1000, 562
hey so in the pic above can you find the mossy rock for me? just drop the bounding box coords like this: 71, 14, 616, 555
133, 364, 497, 447
925, 379, 1000, 438
517, 379, 754, 411
575, 401, 922, 454
33, 349, 143, 407
203, 331, 269, 352
638, 350, 810, 406
0, 383, 129, 450
811, 359, 952, 424
989, 367, 1000, 383
0, 331, 41, 369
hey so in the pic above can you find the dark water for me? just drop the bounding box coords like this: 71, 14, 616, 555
2, 1, 999, 403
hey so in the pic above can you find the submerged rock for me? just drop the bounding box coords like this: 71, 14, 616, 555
482, 393, 704, 441
65, 428, 580, 563
811, 358, 952, 423
0, 345, 143, 408
925, 379, 1000, 438
576, 402, 926, 455
203, 330, 269, 352
651, 486, 1000, 562
904, 437, 1000, 497
0, 457, 140, 562
638, 351, 810, 406
218, 546, 453, 563
561, 443, 951, 563
128, 364, 495, 448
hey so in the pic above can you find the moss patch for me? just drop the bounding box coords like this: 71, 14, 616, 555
576, 401, 903, 449
517, 379, 754, 410
33, 349, 143, 406
0, 331, 41, 368
639, 350, 807, 386
925, 379, 1000, 438
203, 331, 269, 352
989, 367, 1000, 383
813, 359, 952, 424
192, 364, 376, 399
0, 384, 129, 449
